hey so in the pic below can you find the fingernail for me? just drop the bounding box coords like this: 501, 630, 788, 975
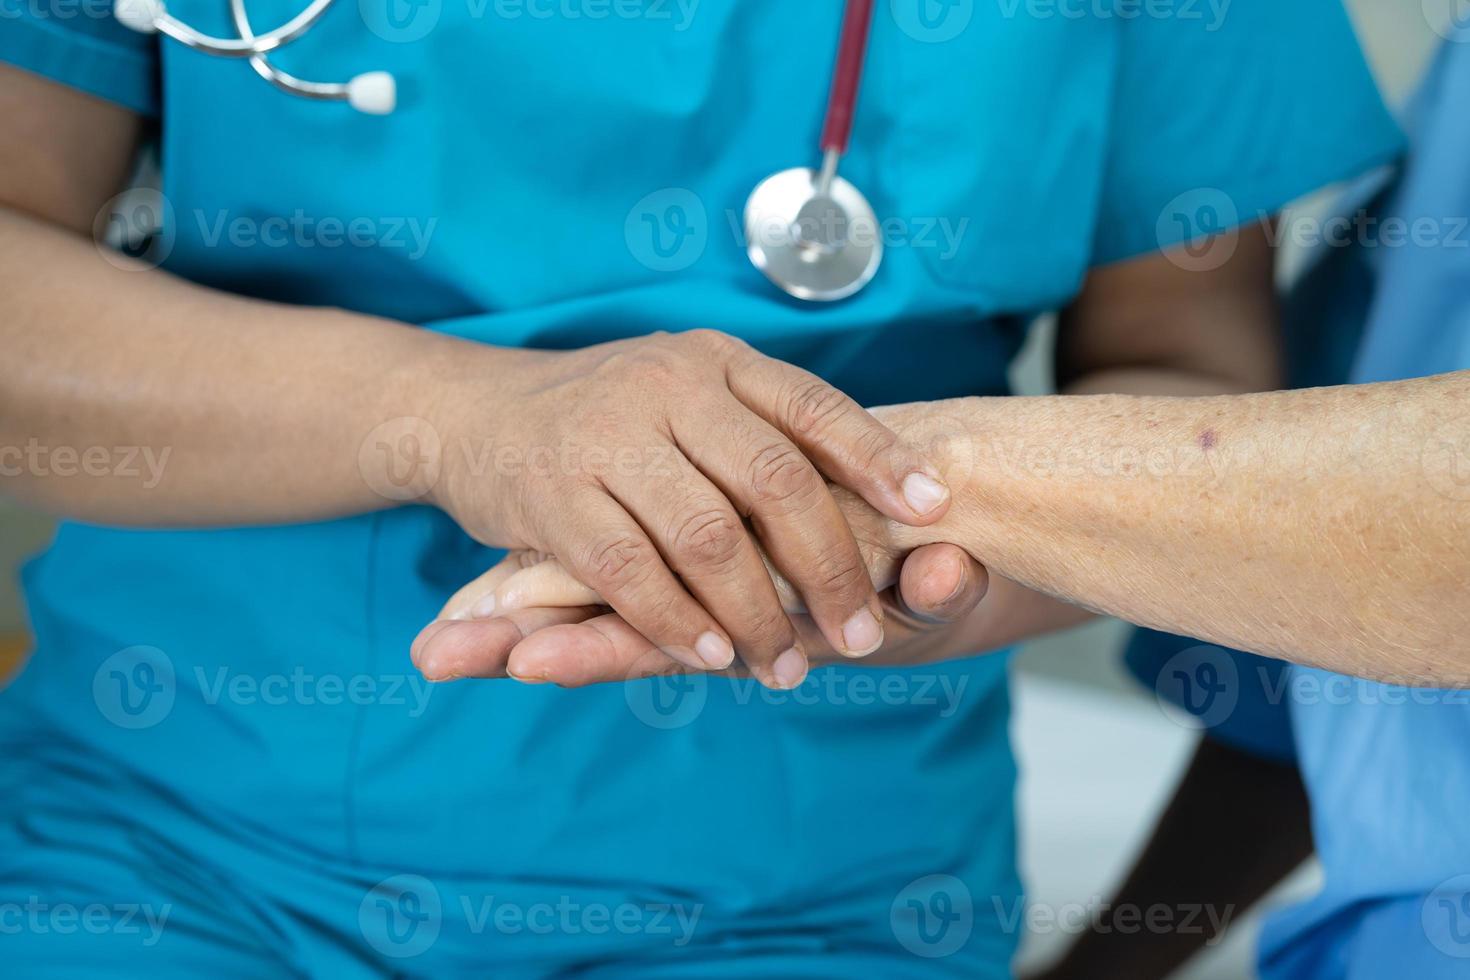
772, 648, 808, 690
506, 665, 548, 685
421, 660, 460, 683
841, 609, 884, 658
903, 472, 949, 515
694, 631, 735, 670
470, 593, 497, 619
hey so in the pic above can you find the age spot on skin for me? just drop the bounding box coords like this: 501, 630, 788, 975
1198, 429, 1219, 451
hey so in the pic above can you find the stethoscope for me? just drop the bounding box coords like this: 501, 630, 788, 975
113, 0, 882, 301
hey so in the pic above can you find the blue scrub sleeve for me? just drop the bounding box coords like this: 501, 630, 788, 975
1092, 0, 1403, 264
0, 1, 160, 116
1125, 628, 1298, 764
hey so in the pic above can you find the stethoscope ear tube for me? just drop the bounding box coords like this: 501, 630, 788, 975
114, 0, 395, 113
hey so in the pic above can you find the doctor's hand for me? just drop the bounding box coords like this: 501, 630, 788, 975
429, 329, 952, 689
412, 540, 989, 688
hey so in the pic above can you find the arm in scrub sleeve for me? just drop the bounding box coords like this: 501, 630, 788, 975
0, 63, 955, 692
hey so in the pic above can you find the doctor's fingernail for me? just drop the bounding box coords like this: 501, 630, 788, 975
772, 648, 808, 690
694, 631, 735, 670
841, 608, 884, 658
902, 472, 949, 515
470, 593, 497, 619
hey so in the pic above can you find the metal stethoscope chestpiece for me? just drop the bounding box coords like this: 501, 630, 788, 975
113, 0, 397, 114
744, 0, 882, 302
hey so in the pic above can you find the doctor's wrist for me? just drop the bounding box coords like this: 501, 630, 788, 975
400, 338, 554, 536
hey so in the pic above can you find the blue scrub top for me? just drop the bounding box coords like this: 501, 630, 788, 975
0, 3, 1399, 975
1255, 39, 1470, 980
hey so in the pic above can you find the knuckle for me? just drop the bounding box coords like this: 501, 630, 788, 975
783, 378, 851, 440
669, 507, 746, 573
810, 550, 872, 600
849, 423, 900, 470
744, 605, 795, 650
746, 441, 821, 507
579, 533, 655, 592
683, 328, 742, 357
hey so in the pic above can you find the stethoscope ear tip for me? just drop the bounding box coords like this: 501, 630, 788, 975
347, 72, 397, 115
114, 0, 163, 33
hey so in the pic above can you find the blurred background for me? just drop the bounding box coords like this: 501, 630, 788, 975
0, 3, 1444, 976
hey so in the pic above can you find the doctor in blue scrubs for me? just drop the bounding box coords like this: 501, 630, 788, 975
0, 1, 1399, 976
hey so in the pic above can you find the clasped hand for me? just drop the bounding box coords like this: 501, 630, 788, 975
422, 330, 966, 689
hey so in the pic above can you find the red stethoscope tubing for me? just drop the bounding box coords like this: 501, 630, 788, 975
819, 0, 876, 156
